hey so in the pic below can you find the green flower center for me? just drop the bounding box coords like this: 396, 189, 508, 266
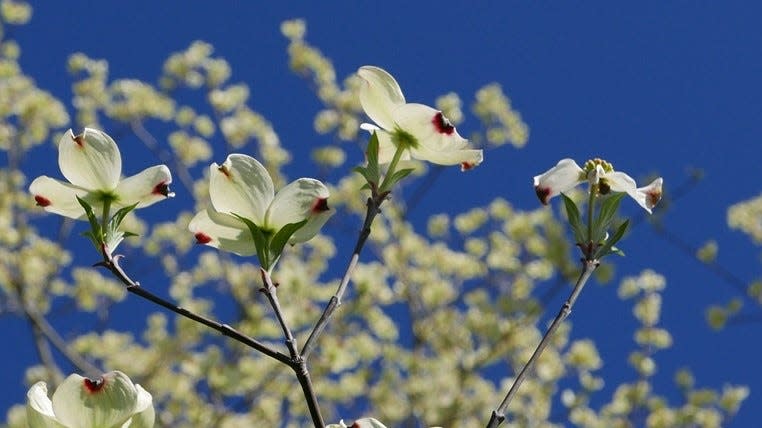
391, 127, 418, 151
93, 190, 119, 204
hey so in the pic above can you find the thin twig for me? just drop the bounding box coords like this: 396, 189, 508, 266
101, 249, 325, 426
97, 249, 291, 365
260, 268, 325, 427
22, 305, 102, 378
260, 269, 299, 359
300, 193, 385, 359
652, 223, 751, 299
29, 319, 64, 384
487, 259, 599, 428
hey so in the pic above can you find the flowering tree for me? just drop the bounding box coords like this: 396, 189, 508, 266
0, 3, 752, 427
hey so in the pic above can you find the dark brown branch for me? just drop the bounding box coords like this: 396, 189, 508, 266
97, 250, 291, 366
260, 268, 325, 427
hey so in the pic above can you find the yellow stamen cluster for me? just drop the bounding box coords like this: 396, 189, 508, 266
583, 158, 614, 174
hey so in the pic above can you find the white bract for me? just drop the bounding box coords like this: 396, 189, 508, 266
357, 65, 483, 171
189, 153, 333, 256
327, 418, 388, 428
26, 371, 154, 428
533, 158, 663, 213
29, 128, 174, 220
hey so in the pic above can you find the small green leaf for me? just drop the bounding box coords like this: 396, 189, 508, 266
607, 219, 629, 247
593, 192, 626, 243
233, 214, 271, 270
385, 167, 414, 188
595, 219, 629, 259
367, 131, 380, 166
561, 193, 586, 243
365, 132, 381, 182
98, 202, 140, 255
268, 219, 309, 270
76, 196, 101, 237
379, 167, 415, 194
353, 166, 373, 184
356, 132, 382, 190
110, 202, 139, 229
76, 196, 105, 253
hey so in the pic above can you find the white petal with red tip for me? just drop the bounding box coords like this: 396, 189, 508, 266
392, 103, 482, 168
600, 170, 661, 212
265, 178, 330, 231
189, 207, 257, 256
210, 154, 273, 225
533, 158, 585, 204
29, 176, 89, 220
52, 371, 138, 428
393, 103, 468, 151
352, 418, 389, 428
603, 171, 662, 213
411, 143, 483, 168
634, 177, 663, 214
358, 66, 406, 131
58, 128, 122, 191
290, 208, 334, 244
26, 382, 66, 428
114, 165, 173, 209
602, 171, 637, 195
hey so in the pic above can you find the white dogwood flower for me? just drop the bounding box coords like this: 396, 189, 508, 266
533, 158, 663, 213
29, 128, 173, 220
189, 154, 333, 257
357, 65, 483, 171
26, 371, 154, 428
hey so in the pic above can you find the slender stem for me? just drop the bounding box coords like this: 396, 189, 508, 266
30, 322, 64, 384
259, 269, 298, 359
378, 146, 404, 194
97, 251, 291, 365
260, 268, 325, 427
586, 185, 596, 242
486, 259, 599, 428
292, 360, 325, 428
300, 194, 383, 359
101, 199, 111, 234
23, 305, 102, 377
300, 145, 406, 359
101, 249, 325, 426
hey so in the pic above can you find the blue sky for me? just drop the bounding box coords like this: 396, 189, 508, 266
5, 2, 762, 426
